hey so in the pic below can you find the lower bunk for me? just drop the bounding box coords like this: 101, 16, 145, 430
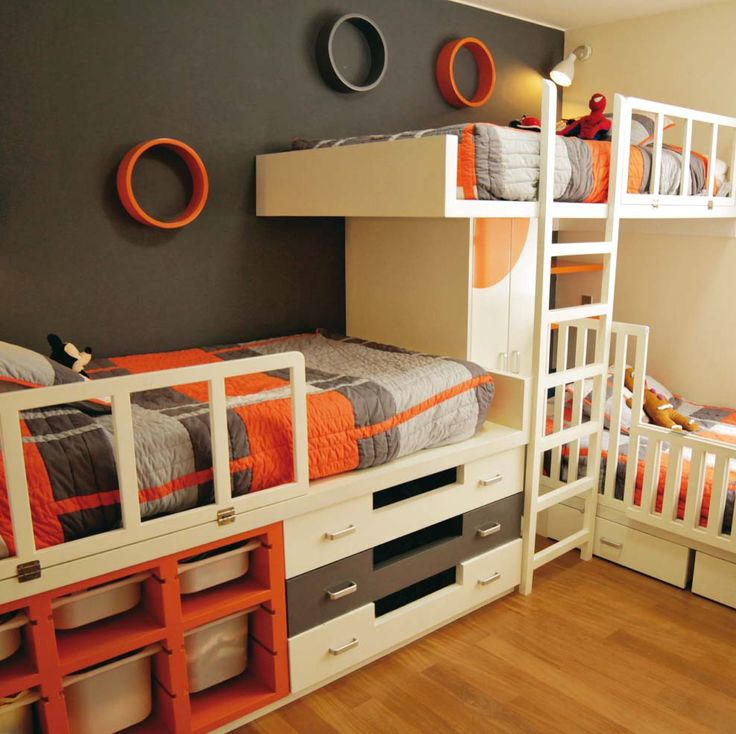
539, 320, 735, 608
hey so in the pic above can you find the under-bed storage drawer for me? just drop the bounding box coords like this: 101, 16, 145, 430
288, 539, 521, 692
692, 552, 736, 609
284, 447, 524, 577
287, 493, 522, 635
593, 517, 690, 588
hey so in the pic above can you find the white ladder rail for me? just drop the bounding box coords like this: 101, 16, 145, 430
520, 84, 630, 594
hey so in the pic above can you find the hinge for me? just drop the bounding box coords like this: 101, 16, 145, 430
708, 199, 714, 210
216, 507, 236, 526
17, 560, 41, 582
652, 199, 659, 208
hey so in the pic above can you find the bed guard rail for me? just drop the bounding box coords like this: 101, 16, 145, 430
0, 352, 309, 587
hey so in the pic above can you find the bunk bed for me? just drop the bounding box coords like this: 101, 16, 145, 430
1, 79, 735, 733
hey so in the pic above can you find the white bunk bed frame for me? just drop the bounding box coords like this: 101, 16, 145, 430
2, 80, 735, 609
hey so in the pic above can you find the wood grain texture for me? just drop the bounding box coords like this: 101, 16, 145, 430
237, 552, 736, 734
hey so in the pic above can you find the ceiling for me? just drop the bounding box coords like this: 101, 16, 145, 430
449, 0, 721, 30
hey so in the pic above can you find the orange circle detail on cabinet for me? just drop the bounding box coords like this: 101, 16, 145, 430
473, 218, 530, 289
435, 37, 496, 108
116, 138, 209, 229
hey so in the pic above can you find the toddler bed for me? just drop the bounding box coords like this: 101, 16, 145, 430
0, 332, 494, 557
293, 120, 729, 203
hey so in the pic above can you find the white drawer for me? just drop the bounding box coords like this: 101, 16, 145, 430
288, 539, 521, 692
538, 502, 584, 542
285, 447, 524, 578
692, 552, 736, 609
594, 517, 690, 588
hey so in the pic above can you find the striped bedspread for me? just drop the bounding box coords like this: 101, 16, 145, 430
293, 123, 725, 202
0, 333, 493, 555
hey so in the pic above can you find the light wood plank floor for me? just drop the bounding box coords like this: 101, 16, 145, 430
239, 552, 736, 734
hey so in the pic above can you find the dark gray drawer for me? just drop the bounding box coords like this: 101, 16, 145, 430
287, 492, 522, 636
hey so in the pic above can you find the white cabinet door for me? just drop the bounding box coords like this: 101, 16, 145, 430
469, 218, 511, 371
507, 219, 537, 376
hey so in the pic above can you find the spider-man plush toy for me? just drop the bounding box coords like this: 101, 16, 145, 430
558, 93, 611, 140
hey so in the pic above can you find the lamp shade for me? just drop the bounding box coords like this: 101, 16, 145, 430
549, 53, 576, 87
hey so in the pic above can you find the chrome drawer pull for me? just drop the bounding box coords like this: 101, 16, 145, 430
476, 522, 501, 538
324, 524, 356, 541
328, 637, 359, 656
600, 538, 623, 550
478, 571, 501, 586
478, 474, 503, 487
325, 581, 358, 601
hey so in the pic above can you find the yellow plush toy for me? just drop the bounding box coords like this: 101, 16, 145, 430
624, 368, 699, 431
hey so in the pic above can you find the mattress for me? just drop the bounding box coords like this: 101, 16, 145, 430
0, 332, 494, 556
293, 123, 727, 202
547, 395, 736, 532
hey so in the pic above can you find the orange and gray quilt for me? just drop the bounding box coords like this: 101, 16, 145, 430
293, 124, 727, 202
0, 332, 493, 555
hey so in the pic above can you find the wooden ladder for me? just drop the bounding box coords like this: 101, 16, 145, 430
520, 82, 631, 594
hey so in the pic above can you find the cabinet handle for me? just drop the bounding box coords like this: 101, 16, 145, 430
476, 522, 501, 538
510, 350, 520, 374
329, 637, 359, 656
324, 524, 356, 541
600, 537, 623, 550
325, 581, 358, 601
478, 571, 501, 586
478, 473, 503, 487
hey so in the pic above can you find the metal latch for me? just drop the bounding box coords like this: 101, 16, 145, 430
17, 560, 41, 582
216, 507, 236, 526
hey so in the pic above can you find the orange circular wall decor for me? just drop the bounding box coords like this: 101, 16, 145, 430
435, 37, 496, 108
116, 138, 209, 229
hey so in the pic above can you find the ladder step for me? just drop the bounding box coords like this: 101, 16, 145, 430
539, 421, 601, 452
533, 529, 591, 569
546, 303, 611, 325
537, 476, 595, 512
544, 362, 607, 389
549, 241, 613, 258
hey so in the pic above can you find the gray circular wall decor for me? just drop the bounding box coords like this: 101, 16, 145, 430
316, 14, 387, 93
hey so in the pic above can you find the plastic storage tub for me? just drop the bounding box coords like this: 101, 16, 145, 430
0, 689, 38, 734
184, 609, 253, 692
178, 539, 260, 594
0, 612, 26, 662
52, 572, 149, 629
63, 645, 159, 734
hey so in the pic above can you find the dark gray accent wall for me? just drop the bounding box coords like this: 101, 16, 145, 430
0, 0, 562, 356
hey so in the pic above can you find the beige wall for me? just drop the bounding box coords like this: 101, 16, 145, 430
563, 1, 736, 406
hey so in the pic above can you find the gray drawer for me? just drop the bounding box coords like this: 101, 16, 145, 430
287, 492, 521, 636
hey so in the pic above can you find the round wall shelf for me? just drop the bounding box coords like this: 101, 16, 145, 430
116, 138, 209, 229
435, 37, 496, 108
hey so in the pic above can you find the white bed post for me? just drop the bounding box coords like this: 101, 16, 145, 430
520, 85, 629, 594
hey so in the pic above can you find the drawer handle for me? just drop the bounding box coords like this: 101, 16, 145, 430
600, 537, 623, 550
324, 524, 356, 541
478, 474, 503, 487
328, 637, 359, 656
476, 522, 501, 538
325, 581, 358, 601
478, 571, 501, 586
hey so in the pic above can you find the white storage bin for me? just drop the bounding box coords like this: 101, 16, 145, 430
0, 613, 26, 663
184, 608, 254, 693
179, 539, 260, 595
63, 644, 159, 734
0, 689, 38, 734
52, 572, 149, 629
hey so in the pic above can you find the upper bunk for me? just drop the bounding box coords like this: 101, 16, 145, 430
256, 80, 736, 227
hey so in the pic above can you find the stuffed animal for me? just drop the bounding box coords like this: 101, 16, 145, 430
47, 334, 92, 379
509, 115, 542, 132
624, 368, 699, 432
557, 93, 612, 140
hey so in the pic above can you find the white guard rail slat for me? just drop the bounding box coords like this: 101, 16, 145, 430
0, 352, 309, 583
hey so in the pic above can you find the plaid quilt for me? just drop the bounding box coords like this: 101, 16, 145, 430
549, 394, 736, 532
0, 333, 493, 556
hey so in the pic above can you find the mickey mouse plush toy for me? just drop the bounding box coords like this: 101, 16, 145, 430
47, 334, 93, 379
557, 93, 612, 140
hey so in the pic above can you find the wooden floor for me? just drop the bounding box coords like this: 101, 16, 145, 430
239, 553, 736, 734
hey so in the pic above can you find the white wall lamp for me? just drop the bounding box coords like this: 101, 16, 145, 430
549, 45, 592, 87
